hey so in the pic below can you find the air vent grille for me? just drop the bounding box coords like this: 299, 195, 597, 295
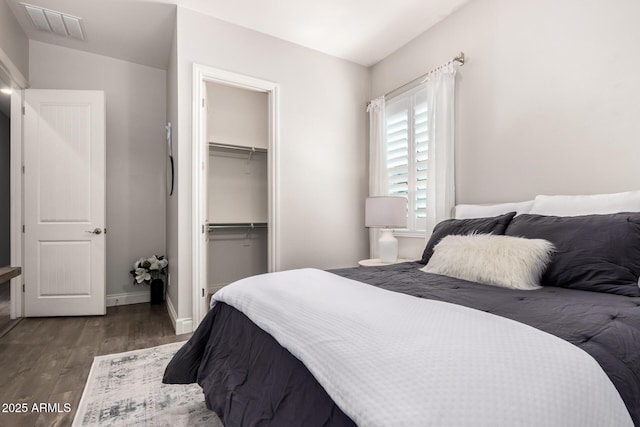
23, 5, 49, 31
44, 10, 67, 36
21, 3, 85, 41
63, 15, 84, 40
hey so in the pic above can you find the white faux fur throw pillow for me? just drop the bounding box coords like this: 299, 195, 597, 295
421, 234, 555, 290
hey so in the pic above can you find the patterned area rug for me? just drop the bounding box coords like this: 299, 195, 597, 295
72, 341, 223, 426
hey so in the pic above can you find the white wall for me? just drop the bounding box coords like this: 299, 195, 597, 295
208, 151, 268, 223
206, 82, 268, 149
29, 41, 167, 301
0, 0, 28, 80
371, 0, 640, 259
169, 7, 369, 320
208, 228, 268, 290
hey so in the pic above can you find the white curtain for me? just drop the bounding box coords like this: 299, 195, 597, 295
367, 96, 385, 258
425, 64, 456, 234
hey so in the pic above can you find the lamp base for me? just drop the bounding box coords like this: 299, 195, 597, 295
378, 228, 398, 263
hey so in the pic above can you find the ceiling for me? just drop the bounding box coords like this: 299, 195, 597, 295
6, 0, 471, 69
170, 0, 471, 66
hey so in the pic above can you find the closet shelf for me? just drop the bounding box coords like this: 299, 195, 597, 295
207, 222, 268, 232
209, 142, 267, 153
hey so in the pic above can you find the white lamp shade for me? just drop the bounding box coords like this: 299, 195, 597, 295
365, 196, 408, 228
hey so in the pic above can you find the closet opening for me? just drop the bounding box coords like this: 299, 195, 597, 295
192, 65, 279, 328
206, 81, 269, 295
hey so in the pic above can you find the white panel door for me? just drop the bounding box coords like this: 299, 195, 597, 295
24, 90, 106, 316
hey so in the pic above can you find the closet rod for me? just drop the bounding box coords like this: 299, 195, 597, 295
208, 222, 268, 231
209, 142, 267, 153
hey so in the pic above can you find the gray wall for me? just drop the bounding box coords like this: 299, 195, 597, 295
169, 7, 370, 319
0, 0, 28, 80
165, 19, 179, 314
371, 0, 640, 259
0, 111, 9, 267
29, 40, 167, 299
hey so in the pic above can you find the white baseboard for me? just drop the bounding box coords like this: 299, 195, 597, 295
106, 290, 150, 307
166, 296, 193, 335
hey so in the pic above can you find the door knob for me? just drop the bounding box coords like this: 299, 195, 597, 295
86, 228, 102, 235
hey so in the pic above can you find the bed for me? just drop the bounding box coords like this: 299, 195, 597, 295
164, 195, 640, 426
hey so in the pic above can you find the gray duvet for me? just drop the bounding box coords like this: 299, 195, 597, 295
164, 262, 640, 425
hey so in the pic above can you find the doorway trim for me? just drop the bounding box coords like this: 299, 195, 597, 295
0, 48, 28, 319
192, 64, 280, 328
9, 88, 23, 319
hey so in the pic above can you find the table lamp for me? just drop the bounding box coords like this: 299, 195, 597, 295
365, 196, 408, 263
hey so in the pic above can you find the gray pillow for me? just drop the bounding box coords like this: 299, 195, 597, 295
420, 212, 516, 264
505, 213, 640, 296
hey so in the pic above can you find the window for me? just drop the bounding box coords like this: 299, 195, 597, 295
370, 68, 456, 238
384, 87, 428, 234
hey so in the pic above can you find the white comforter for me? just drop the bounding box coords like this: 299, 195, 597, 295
213, 268, 632, 427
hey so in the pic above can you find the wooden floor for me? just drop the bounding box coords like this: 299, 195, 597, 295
0, 303, 191, 427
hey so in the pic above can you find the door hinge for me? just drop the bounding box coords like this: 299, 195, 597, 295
22, 284, 25, 292
22, 165, 25, 174
22, 106, 25, 115
202, 98, 205, 108
22, 224, 25, 233
202, 288, 205, 297
202, 224, 205, 234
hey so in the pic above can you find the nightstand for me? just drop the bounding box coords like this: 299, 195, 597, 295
358, 258, 411, 267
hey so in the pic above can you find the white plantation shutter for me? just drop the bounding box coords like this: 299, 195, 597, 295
385, 99, 409, 199
414, 90, 428, 231
385, 87, 428, 233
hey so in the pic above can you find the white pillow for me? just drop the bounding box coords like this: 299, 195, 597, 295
529, 190, 640, 216
421, 234, 554, 290
454, 200, 534, 219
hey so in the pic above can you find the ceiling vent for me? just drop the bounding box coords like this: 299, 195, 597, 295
21, 3, 85, 41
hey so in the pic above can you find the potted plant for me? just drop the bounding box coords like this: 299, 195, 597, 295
130, 255, 168, 304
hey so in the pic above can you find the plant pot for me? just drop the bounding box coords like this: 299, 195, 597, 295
150, 278, 164, 305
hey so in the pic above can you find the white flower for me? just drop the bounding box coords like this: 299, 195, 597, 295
135, 267, 151, 284
149, 256, 168, 271
131, 255, 167, 285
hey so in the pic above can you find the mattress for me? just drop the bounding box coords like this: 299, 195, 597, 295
164, 262, 640, 426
